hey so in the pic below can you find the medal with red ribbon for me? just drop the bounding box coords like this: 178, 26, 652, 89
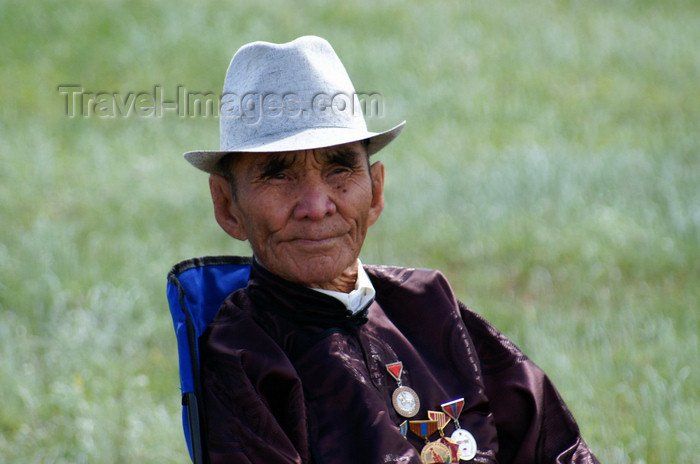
409, 420, 452, 463
440, 398, 464, 429
428, 411, 459, 462
427, 410, 451, 435
441, 398, 477, 461
386, 362, 420, 418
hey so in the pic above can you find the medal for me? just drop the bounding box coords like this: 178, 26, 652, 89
440, 398, 465, 430
428, 411, 459, 462
427, 411, 451, 435
458, 440, 477, 462
399, 420, 409, 439
420, 441, 452, 463
409, 420, 452, 463
441, 398, 477, 461
386, 362, 420, 418
440, 437, 460, 463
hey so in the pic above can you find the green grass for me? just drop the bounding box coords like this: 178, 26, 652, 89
1, 0, 698, 462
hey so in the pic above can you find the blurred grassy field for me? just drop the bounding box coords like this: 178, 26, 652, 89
1, 0, 698, 462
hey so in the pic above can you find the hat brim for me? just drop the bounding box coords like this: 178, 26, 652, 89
183, 121, 406, 174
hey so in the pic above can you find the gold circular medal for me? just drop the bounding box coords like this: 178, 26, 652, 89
391, 385, 420, 418
420, 440, 452, 463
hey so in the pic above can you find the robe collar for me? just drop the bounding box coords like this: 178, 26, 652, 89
246, 258, 373, 328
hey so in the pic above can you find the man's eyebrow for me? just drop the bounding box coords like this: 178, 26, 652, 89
258, 154, 294, 177
324, 148, 363, 167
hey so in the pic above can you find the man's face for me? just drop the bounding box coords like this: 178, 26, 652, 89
210, 141, 385, 288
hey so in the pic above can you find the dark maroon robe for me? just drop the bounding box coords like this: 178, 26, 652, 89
200, 260, 599, 463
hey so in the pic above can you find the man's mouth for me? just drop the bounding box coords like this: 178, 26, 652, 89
289, 231, 347, 246
294, 235, 337, 244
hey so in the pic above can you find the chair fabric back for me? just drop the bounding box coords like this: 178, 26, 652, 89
166, 256, 252, 463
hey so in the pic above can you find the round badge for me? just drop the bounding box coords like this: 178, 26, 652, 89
457, 434, 477, 461
450, 428, 472, 443
420, 440, 452, 463
391, 386, 420, 418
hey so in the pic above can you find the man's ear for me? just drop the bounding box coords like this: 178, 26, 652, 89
209, 174, 248, 241
368, 160, 385, 226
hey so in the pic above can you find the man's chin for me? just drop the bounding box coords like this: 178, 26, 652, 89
261, 253, 357, 289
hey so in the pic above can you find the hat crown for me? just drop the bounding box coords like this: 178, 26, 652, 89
183, 35, 405, 174
220, 36, 367, 151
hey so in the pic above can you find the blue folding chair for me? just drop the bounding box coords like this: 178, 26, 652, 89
166, 256, 252, 464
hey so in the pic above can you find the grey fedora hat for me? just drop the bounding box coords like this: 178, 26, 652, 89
184, 35, 405, 174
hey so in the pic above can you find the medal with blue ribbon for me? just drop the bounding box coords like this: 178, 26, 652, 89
399, 420, 409, 439
409, 419, 438, 442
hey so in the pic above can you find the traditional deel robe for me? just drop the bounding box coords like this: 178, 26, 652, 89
200, 260, 599, 464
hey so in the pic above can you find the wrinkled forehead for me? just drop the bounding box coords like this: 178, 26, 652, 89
265, 142, 366, 166
227, 141, 368, 177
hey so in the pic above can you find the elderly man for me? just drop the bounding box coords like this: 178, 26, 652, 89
182, 36, 598, 464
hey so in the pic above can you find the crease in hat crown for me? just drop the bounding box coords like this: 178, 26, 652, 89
184, 35, 405, 174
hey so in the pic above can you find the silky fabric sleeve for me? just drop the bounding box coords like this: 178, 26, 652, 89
459, 302, 600, 464
200, 305, 311, 464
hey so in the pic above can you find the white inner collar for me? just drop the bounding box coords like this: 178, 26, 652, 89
309, 259, 375, 314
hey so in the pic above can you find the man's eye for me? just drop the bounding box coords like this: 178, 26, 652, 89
264, 171, 288, 181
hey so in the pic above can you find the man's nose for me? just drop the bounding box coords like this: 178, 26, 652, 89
293, 176, 337, 220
